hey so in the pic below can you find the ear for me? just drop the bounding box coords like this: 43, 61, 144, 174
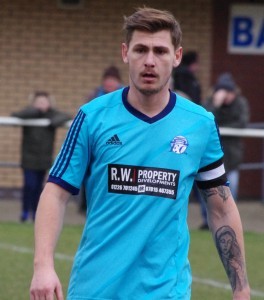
173, 47, 183, 68
122, 43, 129, 64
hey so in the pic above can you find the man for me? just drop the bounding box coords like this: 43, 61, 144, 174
205, 72, 250, 200
85, 65, 123, 101
12, 91, 71, 222
30, 7, 250, 300
172, 50, 201, 104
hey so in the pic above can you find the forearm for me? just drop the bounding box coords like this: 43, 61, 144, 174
30, 183, 69, 300
50, 111, 71, 127
207, 189, 243, 240
12, 107, 42, 119
33, 183, 69, 269
201, 187, 250, 299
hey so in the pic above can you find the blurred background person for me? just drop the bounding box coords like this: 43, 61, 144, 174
173, 51, 208, 229
85, 65, 123, 102
205, 73, 250, 200
172, 50, 201, 104
12, 91, 71, 222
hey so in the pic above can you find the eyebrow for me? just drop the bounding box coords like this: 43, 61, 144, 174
133, 44, 170, 51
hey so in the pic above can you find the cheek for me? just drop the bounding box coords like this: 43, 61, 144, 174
128, 62, 138, 76
160, 56, 175, 68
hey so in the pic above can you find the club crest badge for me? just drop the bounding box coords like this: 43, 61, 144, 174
170, 136, 188, 154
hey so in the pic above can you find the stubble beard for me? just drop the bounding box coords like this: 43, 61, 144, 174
137, 86, 162, 96
132, 73, 172, 96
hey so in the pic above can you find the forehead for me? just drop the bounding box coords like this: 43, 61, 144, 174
129, 30, 174, 48
35, 96, 49, 102
221, 233, 233, 240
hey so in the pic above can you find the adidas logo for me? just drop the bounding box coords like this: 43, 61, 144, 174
106, 134, 122, 145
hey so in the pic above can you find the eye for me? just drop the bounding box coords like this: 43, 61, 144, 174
155, 48, 167, 55
134, 47, 146, 54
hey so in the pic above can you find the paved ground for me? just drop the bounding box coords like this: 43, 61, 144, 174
0, 198, 263, 233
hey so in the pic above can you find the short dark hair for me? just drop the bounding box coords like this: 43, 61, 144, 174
123, 7, 182, 49
102, 66, 122, 81
30, 91, 53, 106
33, 91, 50, 99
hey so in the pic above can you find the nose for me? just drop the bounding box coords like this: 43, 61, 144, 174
144, 51, 155, 67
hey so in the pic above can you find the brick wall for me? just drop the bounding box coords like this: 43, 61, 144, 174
0, 0, 212, 190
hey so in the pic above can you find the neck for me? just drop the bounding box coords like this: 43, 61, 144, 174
127, 86, 171, 118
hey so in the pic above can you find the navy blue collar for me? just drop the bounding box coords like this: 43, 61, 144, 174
122, 86, 176, 124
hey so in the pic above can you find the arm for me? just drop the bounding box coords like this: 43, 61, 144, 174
204, 90, 226, 111
231, 97, 249, 128
11, 106, 42, 119
30, 182, 71, 300
49, 110, 72, 128
200, 186, 250, 299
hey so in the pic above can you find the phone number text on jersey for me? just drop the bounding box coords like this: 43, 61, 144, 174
110, 184, 175, 195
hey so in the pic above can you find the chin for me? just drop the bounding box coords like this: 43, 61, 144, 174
138, 85, 162, 96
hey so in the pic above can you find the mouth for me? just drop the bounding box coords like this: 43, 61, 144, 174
142, 72, 157, 78
141, 72, 157, 83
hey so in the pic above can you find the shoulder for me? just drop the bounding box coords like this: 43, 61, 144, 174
80, 88, 124, 115
236, 95, 249, 107
175, 93, 214, 121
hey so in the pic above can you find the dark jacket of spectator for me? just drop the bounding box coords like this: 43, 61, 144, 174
205, 73, 250, 172
12, 106, 71, 170
172, 51, 201, 104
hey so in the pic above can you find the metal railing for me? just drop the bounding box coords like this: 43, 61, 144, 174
0, 116, 263, 201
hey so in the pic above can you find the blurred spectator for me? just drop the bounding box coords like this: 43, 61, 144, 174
205, 73, 250, 199
12, 91, 71, 222
85, 65, 123, 102
172, 50, 201, 104
173, 51, 208, 229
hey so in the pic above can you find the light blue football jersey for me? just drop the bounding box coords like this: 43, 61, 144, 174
49, 87, 226, 300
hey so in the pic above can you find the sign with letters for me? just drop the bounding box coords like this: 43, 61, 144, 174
108, 164, 180, 200
228, 4, 264, 55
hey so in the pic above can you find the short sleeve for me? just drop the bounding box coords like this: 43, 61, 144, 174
195, 119, 228, 189
48, 109, 90, 195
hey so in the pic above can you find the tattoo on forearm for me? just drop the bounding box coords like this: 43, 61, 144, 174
217, 186, 230, 202
200, 186, 230, 203
215, 226, 248, 292
199, 188, 217, 201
